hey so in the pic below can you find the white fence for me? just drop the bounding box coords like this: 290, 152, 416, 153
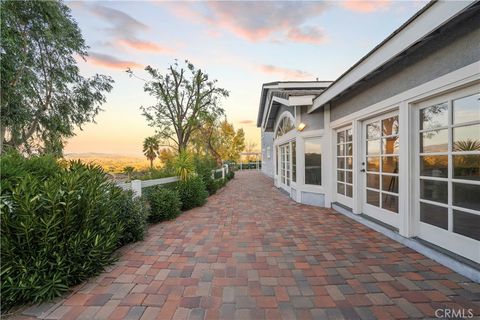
116, 176, 179, 198
116, 165, 229, 198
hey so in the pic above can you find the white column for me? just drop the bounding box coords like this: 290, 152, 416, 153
222, 167, 225, 179
352, 120, 362, 214
398, 101, 413, 237
323, 105, 332, 208
131, 180, 142, 198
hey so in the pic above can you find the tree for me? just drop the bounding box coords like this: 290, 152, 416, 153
158, 148, 175, 166
129, 60, 228, 152
0, 0, 114, 155
143, 136, 160, 169
192, 117, 245, 165
122, 166, 135, 180
244, 140, 259, 162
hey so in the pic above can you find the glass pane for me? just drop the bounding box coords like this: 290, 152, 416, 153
337, 183, 345, 195
453, 124, 480, 151
453, 93, 480, 125
382, 116, 399, 136
382, 194, 398, 213
382, 175, 398, 193
337, 157, 345, 169
420, 202, 448, 230
420, 130, 448, 153
382, 156, 399, 174
367, 157, 380, 172
453, 210, 480, 241
345, 157, 353, 170
305, 139, 322, 185
367, 190, 380, 207
420, 179, 448, 204
367, 121, 381, 139
337, 144, 345, 156
453, 182, 480, 211
337, 170, 345, 182
420, 102, 448, 130
346, 143, 353, 156
345, 171, 353, 184
420, 155, 448, 177
346, 129, 353, 142
382, 137, 399, 154
346, 185, 353, 198
337, 131, 345, 144
367, 174, 380, 189
367, 140, 381, 155
453, 155, 480, 181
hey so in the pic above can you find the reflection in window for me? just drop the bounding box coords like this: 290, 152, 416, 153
453, 124, 480, 151
275, 116, 295, 138
420, 130, 448, 153
453, 155, 480, 180
420, 202, 448, 230
420, 155, 448, 177
305, 139, 321, 185
292, 141, 296, 182
453, 183, 480, 211
453, 93, 480, 125
420, 102, 448, 130
453, 210, 480, 240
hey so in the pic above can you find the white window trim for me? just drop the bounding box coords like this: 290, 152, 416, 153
274, 111, 296, 140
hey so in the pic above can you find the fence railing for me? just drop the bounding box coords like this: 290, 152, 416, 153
211, 164, 229, 180
116, 176, 179, 198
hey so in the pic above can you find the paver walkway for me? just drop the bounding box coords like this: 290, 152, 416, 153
16, 171, 479, 320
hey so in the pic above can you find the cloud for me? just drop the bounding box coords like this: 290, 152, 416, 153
165, 2, 330, 44
238, 120, 254, 125
78, 3, 171, 53
87, 52, 142, 70
341, 0, 391, 13
259, 65, 313, 80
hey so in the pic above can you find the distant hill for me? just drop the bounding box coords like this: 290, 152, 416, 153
64, 153, 157, 173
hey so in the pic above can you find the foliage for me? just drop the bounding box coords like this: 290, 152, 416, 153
175, 176, 208, 211
454, 139, 480, 151
129, 60, 228, 152
227, 170, 235, 180
158, 148, 176, 166
143, 136, 160, 168
0, 156, 124, 311
0, 0, 113, 155
193, 155, 217, 195
123, 166, 135, 180
144, 187, 181, 223
115, 191, 149, 245
172, 151, 195, 181
192, 118, 245, 164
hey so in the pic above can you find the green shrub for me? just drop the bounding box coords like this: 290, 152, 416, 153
227, 170, 235, 180
145, 187, 181, 223
176, 176, 208, 210
1, 157, 124, 311
204, 176, 218, 195
116, 191, 149, 245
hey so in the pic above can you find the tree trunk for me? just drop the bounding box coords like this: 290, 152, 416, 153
150, 159, 153, 169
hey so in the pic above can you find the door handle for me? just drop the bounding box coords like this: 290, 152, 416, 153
360, 169, 366, 173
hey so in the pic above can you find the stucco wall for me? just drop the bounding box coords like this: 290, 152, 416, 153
261, 131, 274, 178
330, 14, 480, 121
300, 106, 324, 130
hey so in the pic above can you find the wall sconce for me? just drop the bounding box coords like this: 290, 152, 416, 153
297, 122, 306, 131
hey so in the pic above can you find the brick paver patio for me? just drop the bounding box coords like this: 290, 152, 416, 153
15, 171, 480, 319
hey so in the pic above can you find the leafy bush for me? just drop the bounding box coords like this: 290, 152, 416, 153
1, 156, 125, 311
176, 176, 208, 210
172, 151, 195, 181
116, 190, 149, 245
204, 176, 218, 195
227, 170, 235, 180
144, 187, 181, 223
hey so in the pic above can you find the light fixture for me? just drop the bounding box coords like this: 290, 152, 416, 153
297, 122, 306, 131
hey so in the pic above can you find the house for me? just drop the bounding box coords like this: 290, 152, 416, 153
257, 0, 480, 267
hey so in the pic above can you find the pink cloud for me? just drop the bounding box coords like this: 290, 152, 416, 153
259, 65, 313, 80
341, 0, 391, 13
164, 2, 330, 44
117, 39, 172, 53
238, 120, 254, 125
87, 52, 142, 70
287, 26, 327, 45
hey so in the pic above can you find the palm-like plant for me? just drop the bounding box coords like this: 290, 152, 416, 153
454, 139, 480, 151
172, 150, 195, 181
122, 166, 135, 180
143, 136, 160, 169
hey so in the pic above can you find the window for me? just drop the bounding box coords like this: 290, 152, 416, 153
418, 93, 480, 241
305, 138, 321, 185
337, 128, 353, 198
275, 115, 295, 138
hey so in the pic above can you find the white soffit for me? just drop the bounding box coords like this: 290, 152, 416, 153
309, 1, 474, 113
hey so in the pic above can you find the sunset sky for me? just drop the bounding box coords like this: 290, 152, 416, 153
64, 0, 428, 156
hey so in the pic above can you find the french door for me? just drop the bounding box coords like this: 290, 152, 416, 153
279, 143, 291, 191
415, 86, 479, 263
335, 127, 354, 208
361, 112, 400, 227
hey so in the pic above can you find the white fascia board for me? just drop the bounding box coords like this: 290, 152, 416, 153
264, 81, 332, 90
272, 96, 290, 106
261, 94, 274, 130
289, 95, 316, 106
309, 1, 473, 113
